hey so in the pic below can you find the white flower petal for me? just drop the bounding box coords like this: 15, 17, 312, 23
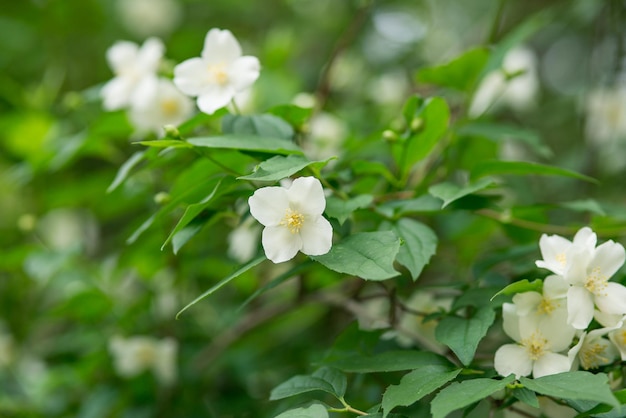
533, 352, 571, 378
539, 306, 575, 352
228, 56, 261, 91
101, 77, 134, 110
595, 282, 626, 315
564, 246, 592, 285
591, 240, 626, 279
567, 286, 595, 329
248, 187, 289, 226
129, 75, 159, 110
502, 303, 522, 342
173, 58, 210, 96
107, 41, 139, 74
573, 227, 597, 250
609, 326, 626, 360
196, 86, 235, 114
286, 177, 326, 216
202, 28, 242, 64
137, 37, 165, 73
494, 344, 532, 378
262, 225, 302, 263
512, 292, 542, 316
536, 234, 572, 275
299, 216, 332, 256
594, 310, 625, 328
543, 274, 569, 299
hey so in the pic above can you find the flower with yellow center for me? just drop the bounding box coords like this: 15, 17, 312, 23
569, 327, 620, 370
512, 275, 569, 328
248, 177, 333, 263
535, 227, 596, 276
173, 28, 260, 115
495, 302, 575, 378
608, 321, 626, 361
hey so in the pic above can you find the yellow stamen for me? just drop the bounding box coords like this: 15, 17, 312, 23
522, 332, 548, 361
281, 208, 304, 234
537, 298, 558, 315
555, 252, 566, 266
208, 64, 229, 85
585, 267, 608, 296
160, 99, 180, 117
620, 330, 626, 346
580, 343, 610, 370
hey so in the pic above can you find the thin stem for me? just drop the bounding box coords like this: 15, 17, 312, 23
488, 0, 507, 44
339, 397, 369, 416
230, 98, 242, 115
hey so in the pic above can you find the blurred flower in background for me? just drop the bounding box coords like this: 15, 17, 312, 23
116, 0, 182, 38
109, 335, 178, 385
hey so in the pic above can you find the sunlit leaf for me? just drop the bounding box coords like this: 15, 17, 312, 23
325, 195, 373, 225
417, 47, 490, 92
238, 154, 331, 181
274, 404, 329, 418
429, 178, 495, 208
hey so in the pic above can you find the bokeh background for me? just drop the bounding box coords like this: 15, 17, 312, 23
2, 0, 626, 416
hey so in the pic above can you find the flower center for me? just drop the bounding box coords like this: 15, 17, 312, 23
555, 252, 566, 267
584, 267, 608, 295
161, 99, 180, 117
537, 297, 557, 315
281, 208, 304, 234
135, 343, 157, 366
208, 64, 229, 86
580, 342, 610, 370
620, 330, 626, 346
522, 332, 548, 361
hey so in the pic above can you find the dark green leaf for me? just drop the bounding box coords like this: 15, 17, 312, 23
491, 279, 543, 301
471, 160, 597, 183
312, 367, 347, 399
428, 178, 495, 208
188, 135, 302, 154
417, 47, 490, 92
274, 404, 329, 418
222, 114, 294, 140
325, 195, 373, 225
382, 366, 461, 418
270, 374, 342, 400
238, 154, 330, 181
435, 306, 495, 366
430, 375, 515, 418
325, 350, 451, 373
457, 122, 552, 159
521, 372, 619, 408
512, 387, 539, 409
312, 231, 400, 281
389, 219, 437, 280
268, 104, 313, 129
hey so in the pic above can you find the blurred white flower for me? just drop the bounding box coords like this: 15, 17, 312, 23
116, 0, 182, 38
101, 38, 164, 111
608, 320, 626, 361
227, 216, 262, 263
395, 291, 452, 354
37, 208, 99, 254
494, 302, 575, 378
569, 327, 620, 370
174, 29, 260, 115
305, 112, 347, 161
248, 176, 333, 263
128, 78, 194, 136
469, 46, 539, 117
109, 335, 177, 385
585, 86, 626, 145
368, 71, 409, 105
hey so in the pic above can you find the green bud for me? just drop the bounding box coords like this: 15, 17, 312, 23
163, 125, 182, 139
154, 192, 171, 205
382, 130, 398, 142
410, 117, 424, 132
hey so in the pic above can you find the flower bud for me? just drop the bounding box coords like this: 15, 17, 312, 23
382, 130, 398, 142
410, 117, 423, 132
154, 192, 171, 205
163, 125, 182, 139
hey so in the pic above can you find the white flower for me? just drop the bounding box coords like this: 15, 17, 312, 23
469, 46, 539, 117
116, 0, 182, 38
248, 176, 333, 263
608, 321, 626, 361
109, 335, 177, 385
512, 275, 569, 325
174, 29, 260, 115
563, 240, 626, 329
585, 85, 626, 146
569, 326, 620, 370
494, 302, 575, 378
305, 112, 347, 161
128, 78, 194, 136
535, 227, 596, 276
227, 216, 262, 263
101, 38, 164, 111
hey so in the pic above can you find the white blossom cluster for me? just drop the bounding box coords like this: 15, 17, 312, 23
495, 227, 626, 378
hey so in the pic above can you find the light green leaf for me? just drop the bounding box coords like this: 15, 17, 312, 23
270, 368, 345, 401
431, 375, 515, 418
188, 135, 302, 154
107, 151, 145, 193
389, 219, 437, 281
400, 97, 450, 171
457, 122, 552, 159
274, 404, 329, 418
222, 114, 294, 139
491, 279, 543, 301
324, 350, 451, 373
325, 195, 374, 225
352, 160, 398, 185
560, 199, 606, 216
382, 366, 461, 418
521, 372, 619, 408
428, 178, 495, 208
268, 104, 313, 129
171, 222, 204, 255
471, 160, 597, 183
376, 195, 443, 218
417, 47, 490, 92
176, 256, 265, 319
312, 232, 400, 281
135, 139, 193, 149
238, 154, 331, 181
435, 306, 496, 366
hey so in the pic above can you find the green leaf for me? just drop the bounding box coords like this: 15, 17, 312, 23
222, 114, 294, 140
560, 199, 606, 216
521, 372, 619, 408
352, 160, 398, 185
491, 279, 543, 301
382, 366, 461, 418
325, 195, 374, 225
376, 195, 443, 218
417, 47, 490, 92
176, 256, 265, 319
430, 375, 515, 418
512, 387, 539, 409
389, 219, 437, 281
324, 350, 451, 373
456, 122, 552, 159
312, 232, 400, 281
428, 178, 495, 208
107, 151, 145, 193
435, 306, 496, 366
135, 139, 193, 149
268, 104, 313, 129
400, 97, 450, 171
471, 160, 598, 183
274, 404, 329, 418
188, 135, 302, 154
270, 368, 346, 400
238, 154, 331, 182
